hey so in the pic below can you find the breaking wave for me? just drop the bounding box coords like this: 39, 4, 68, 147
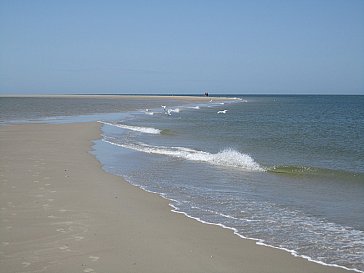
98, 121, 161, 134
103, 138, 264, 171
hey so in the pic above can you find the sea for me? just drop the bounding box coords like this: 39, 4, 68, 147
1, 95, 363, 272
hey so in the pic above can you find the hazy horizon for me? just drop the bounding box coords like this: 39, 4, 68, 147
1, 0, 363, 95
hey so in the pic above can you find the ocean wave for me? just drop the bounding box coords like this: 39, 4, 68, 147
144, 109, 155, 115
103, 139, 264, 171
268, 165, 363, 180
98, 121, 161, 134
113, 173, 364, 273
166, 108, 180, 115
231, 97, 248, 102
161, 105, 181, 115
169, 108, 180, 113
187, 106, 200, 110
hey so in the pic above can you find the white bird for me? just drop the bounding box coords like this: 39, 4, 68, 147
217, 110, 228, 114
161, 105, 170, 115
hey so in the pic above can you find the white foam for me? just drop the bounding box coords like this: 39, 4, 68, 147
92, 146, 364, 273
103, 139, 263, 172
98, 121, 161, 134
169, 200, 363, 273
188, 106, 200, 110
170, 108, 180, 113
165, 108, 180, 115
166, 201, 363, 272
139, 107, 156, 115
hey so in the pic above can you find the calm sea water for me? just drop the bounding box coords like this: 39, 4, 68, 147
2, 95, 363, 272
0, 96, 187, 124
95, 95, 364, 272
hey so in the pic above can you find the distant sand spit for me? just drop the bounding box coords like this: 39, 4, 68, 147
0, 94, 233, 102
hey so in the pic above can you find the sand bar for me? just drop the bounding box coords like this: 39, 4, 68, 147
0, 94, 233, 102
0, 122, 351, 273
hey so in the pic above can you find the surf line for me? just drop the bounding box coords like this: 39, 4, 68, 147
98, 121, 161, 134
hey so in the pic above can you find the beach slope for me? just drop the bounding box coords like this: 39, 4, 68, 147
0, 123, 351, 273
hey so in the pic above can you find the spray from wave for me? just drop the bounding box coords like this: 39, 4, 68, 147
165, 108, 180, 115
98, 121, 161, 134
144, 109, 154, 115
103, 138, 264, 171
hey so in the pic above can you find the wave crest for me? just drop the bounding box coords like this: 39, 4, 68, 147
268, 165, 363, 180
98, 121, 161, 134
209, 149, 263, 170
103, 139, 263, 171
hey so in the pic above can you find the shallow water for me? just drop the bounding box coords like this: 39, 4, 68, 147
2, 95, 363, 272
94, 95, 364, 272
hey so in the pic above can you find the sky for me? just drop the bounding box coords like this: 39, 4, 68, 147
0, 0, 363, 95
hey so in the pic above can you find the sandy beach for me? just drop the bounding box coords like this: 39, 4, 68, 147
0, 122, 352, 273
0, 94, 231, 102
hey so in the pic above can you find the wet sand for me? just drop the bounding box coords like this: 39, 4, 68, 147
0, 122, 351, 273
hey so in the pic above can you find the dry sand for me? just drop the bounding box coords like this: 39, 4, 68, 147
0, 122, 351, 273
0, 94, 231, 102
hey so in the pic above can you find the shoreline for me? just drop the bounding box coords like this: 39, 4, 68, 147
0, 122, 353, 273
123, 177, 361, 273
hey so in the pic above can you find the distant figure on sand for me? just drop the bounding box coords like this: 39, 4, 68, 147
204, 92, 209, 97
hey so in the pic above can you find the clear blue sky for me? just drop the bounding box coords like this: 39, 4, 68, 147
1, 0, 363, 95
